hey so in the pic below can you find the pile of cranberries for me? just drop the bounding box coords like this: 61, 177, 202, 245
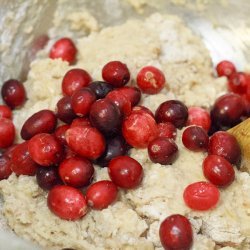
0, 36, 249, 250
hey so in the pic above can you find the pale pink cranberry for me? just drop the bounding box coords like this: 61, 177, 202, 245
117, 86, 141, 106
131, 105, 154, 118
157, 122, 177, 140
54, 124, 70, 146
0, 105, 12, 119
0, 155, 12, 180
216, 60, 236, 78
0, 118, 15, 149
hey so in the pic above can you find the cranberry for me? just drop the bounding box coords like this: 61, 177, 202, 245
56, 96, 76, 124
0, 118, 15, 148
1, 79, 26, 108
136, 66, 165, 94
70, 117, 91, 128
54, 125, 70, 145
10, 142, 38, 176
0, 155, 12, 180
28, 133, 63, 166
66, 126, 105, 160
102, 61, 130, 87
89, 99, 121, 136
183, 181, 220, 211
3, 144, 18, 159
157, 122, 177, 140
21, 109, 57, 140
159, 214, 193, 250
148, 137, 178, 165
155, 100, 188, 129
64, 146, 77, 159
0, 105, 12, 119
131, 105, 154, 118
203, 155, 235, 187
88, 81, 114, 99
108, 156, 143, 189
86, 180, 118, 210
71, 88, 96, 117
59, 157, 94, 188
49, 38, 77, 64
208, 131, 241, 165
62, 68, 92, 96
117, 86, 141, 106
47, 185, 87, 220
228, 72, 249, 95
187, 107, 211, 132
182, 126, 209, 152
36, 166, 62, 190
122, 112, 158, 148
216, 60, 236, 78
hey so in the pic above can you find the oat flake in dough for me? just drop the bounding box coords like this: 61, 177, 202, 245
0, 12, 249, 250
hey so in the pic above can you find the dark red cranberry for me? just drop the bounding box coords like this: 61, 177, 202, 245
155, 100, 188, 129
56, 96, 77, 124
28, 133, 63, 166
159, 214, 193, 250
0, 105, 12, 119
59, 157, 94, 188
136, 66, 165, 94
47, 185, 87, 220
89, 99, 121, 136
21, 109, 57, 140
203, 155, 235, 187
0, 118, 15, 148
86, 180, 118, 210
208, 131, 241, 165
182, 126, 209, 152
49, 38, 77, 64
62, 68, 92, 96
71, 88, 96, 117
108, 156, 143, 189
36, 166, 62, 190
183, 181, 220, 211
216, 60, 236, 78
102, 61, 130, 87
117, 86, 141, 106
88, 81, 113, 99
157, 122, 177, 140
0, 155, 12, 180
187, 107, 211, 132
97, 135, 128, 167
131, 105, 154, 118
228, 72, 249, 95
122, 112, 158, 148
210, 93, 245, 128
1, 79, 26, 108
66, 126, 105, 160
54, 125, 70, 145
64, 146, 77, 159
148, 137, 178, 165
70, 117, 91, 128
10, 142, 38, 176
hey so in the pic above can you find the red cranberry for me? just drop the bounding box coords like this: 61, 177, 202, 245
21, 109, 57, 140
3, 144, 18, 159
56, 96, 76, 124
148, 137, 178, 165
0, 118, 15, 148
159, 214, 193, 250
117, 86, 141, 106
89, 99, 121, 136
203, 155, 235, 187
86, 180, 118, 210
70, 117, 91, 128
131, 105, 154, 118
216, 60, 236, 78
47, 185, 87, 220
0, 155, 12, 180
242, 94, 250, 117
210, 93, 245, 128
136, 66, 165, 94
0, 105, 12, 119
102, 61, 130, 87
59, 157, 94, 188
108, 156, 143, 189
54, 125, 70, 145
155, 100, 188, 129
157, 122, 177, 140
187, 107, 211, 132
208, 131, 241, 165
88, 81, 114, 99
1, 79, 26, 108
62, 68, 92, 96
122, 112, 158, 148
36, 166, 62, 190
182, 126, 209, 152
28, 133, 63, 166
64, 146, 77, 159
228, 72, 249, 95
183, 181, 220, 211
10, 142, 38, 176
49, 38, 77, 64
71, 88, 96, 117
66, 126, 105, 160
